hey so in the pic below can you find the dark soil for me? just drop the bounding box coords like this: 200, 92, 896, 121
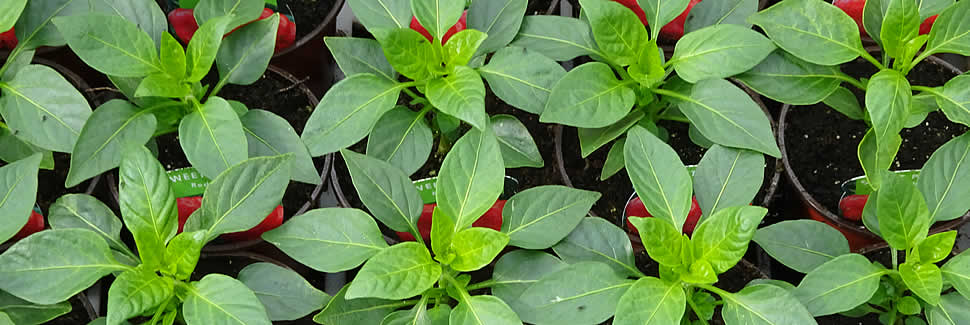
527, 0, 559, 15
47, 294, 95, 325
279, 0, 339, 40
784, 55, 967, 219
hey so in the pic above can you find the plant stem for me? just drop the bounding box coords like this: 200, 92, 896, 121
466, 279, 499, 291
912, 85, 942, 97
892, 250, 899, 270
859, 50, 886, 70
147, 297, 174, 325
658, 115, 690, 123
442, 272, 472, 303
836, 74, 867, 91
686, 287, 711, 325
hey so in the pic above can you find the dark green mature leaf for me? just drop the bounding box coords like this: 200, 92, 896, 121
579, 110, 644, 158
342, 149, 423, 233
0, 313, 10, 325
53, 14, 160, 78
923, 0, 970, 56
346, 242, 440, 300
510, 16, 600, 61
0, 125, 53, 170
14, 0, 88, 50
381, 301, 430, 325
794, 254, 884, 316
753, 220, 850, 273
88, 0, 167, 47
625, 125, 693, 230
502, 186, 600, 249
162, 231, 205, 281
450, 295, 520, 325
492, 251, 568, 324
927, 293, 970, 325
541, 62, 636, 128
692, 206, 767, 273
521, 262, 632, 324
552, 218, 640, 277
450, 228, 509, 271
0, 64, 92, 153
920, 133, 970, 222
693, 145, 764, 217
685, 0, 757, 32
67, 100, 156, 187
436, 128, 504, 229
427, 66, 488, 130
184, 154, 291, 242
179, 97, 248, 179
327, 37, 397, 82
468, 0, 526, 56
934, 74, 970, 128
858, 129, 901, 191
581, 0, 648, 65
241, 110, 320, 185
119, 145, 177, 268
346, 0, 412, 34
918, 0, 953, 21
0, 290, 71, 325
263, 208, 389, 272
0, 0, 25, 31
748, 0, 864, 65
0, 154, 40, 243
107, 267, 174, 325
824, 87, 865, 120
366, 107, 432, 176
48, 194, 130, 255
194, 0, 263, 31
613, 277, 685, 325
239, 263, 329, 321
735, 50, 843, 105
638, 0, 690, 40
866, 70, 911, 156
411, 0, 464, 43
943, 250, 970, 301
379, 28, 441, 80
316, 285, 404, 324
183, 274, 271, 325
900, 262, 942, 305
0, 229, 126, 304
877, 171, 931, 250
491, 115, 543, 168
216, 14, 278, 86
721, 284, 817, 325
302, 74, 402, 156
479, 46, 566, 115
671, 24, 775, 83
675, 79, 781, 157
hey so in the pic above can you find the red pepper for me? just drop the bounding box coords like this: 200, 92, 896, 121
172, 8, 295, 53
12, 210, 45, 241
167, 8, 199, 44
0, 27, 17, 50
625, 196, 703, 234
833, 0, 867, 37
658, 0, 702, 40
176, 196, 203, 233
276, 12, 296, 52
176, 196, 284, 241
410, 11, 467, 44
920, 15, 938, 35
611, 0, 648, 25
839, 194, 868, 221
397, 200, 505, 242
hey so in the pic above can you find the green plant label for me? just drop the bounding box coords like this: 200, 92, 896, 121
167, 167, 210, 198
842, 170, 921, 196
412, 176, 520, 204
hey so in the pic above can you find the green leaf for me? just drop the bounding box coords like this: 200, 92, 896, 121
520, 262, 632, 324
365, 107, 432, 176
625, 125, 693, 230
450, 295, 520, 325
866, 70, 912, 155
879, 0, 920, 58
491, 251, 568, 324
378, 28, 441, 80
0, 125, 53, 170
326, 37, 397, 82
193, 0, 263, 31
66, 100, 156, 187
692, 206, 767, 273
13, 0, 88, 50
753, 220, 850, 273
942, 250, 970, 302
162, 231, 205, 281
601, 138, 627, 180
48, 194, 130, 255
381, 301, 430, 325
0, 229, 125, 304
239, 263, 330, 321
509, 16, 600, 61
467, 0, 527, 56
748, 0, 864, 65
0, 64, 92, 153
53, 14, 160, 78
735, 50, 843, 105
263, 208, 389, 272
671, 24, 775, 83
793, 254, 884, 316
613, 277, 685, 325
0, 0, 26, 31
107, 267, 174, 325
411, 0, 464, 43
915, 231, 957, 264
501, 186, 600, 249
675, 78, 781, 157
685, 0, 758, 33
0, 154, 40, 243
443, 30, 487, 68
346, 242, 440, 300
900, 262, 943, 305
721, 284, 817, 325
578, 110, 645, 158
629, 217, 685, 267
315, 284, 401, 324
581, 0, 648, 65
693, 145, 765, 217
552, 218, 639, 277
346, 0, 412, 34
638, 0, 691, 40
179, 97, 248, 179
898, 296, 922, 315
185, 16, 230, 83
934, 74, 970, 128
923, 0, 970, 56
541, 62, 635, 128
0, 313, 10, 325
490, 115, 543, 168
89, 0, 168, 48
927, 293, 970, 325
184, 154, 291, 242
183, 274, 271, 325
427, 66, 487, 130
479, 46, 565, 115
241, 109, 320, 185
301, 74, 401, 156
918, 0, 953, 21
449, 228, 508, 271
823, 87, 865, 120
342, 149, 423, 233
0, 290, 71, 325
216, 14, 278, 86
430, 207, 456, 263
119, 145, 177, 268
877, 170, 931, 250
858, 129, 901, 190
134, 73, 189, 98
436, 128, 504, 229
917, 134, 970, 221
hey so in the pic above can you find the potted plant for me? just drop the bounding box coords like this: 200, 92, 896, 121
738, 0, 970, 250
258, 128, 601, 323
0, 145, 294, 324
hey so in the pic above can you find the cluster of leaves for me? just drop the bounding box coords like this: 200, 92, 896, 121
0, 145, 295, 325
304, 0, 554, 175
510, 0, 778, 180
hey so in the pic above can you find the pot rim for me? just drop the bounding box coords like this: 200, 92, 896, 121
272, 0, 346, 58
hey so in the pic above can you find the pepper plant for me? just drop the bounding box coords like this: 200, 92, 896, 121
304, 0, 556, 175
755, 133, 970, 324
50, 0, 320, 187
259, 129, 601, 324
510, 0, 779, 180
0, 145, 294, 325
737, 0, 970, 222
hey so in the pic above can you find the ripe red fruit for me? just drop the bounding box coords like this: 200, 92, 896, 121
658, 0, 702, 40
920, 15, 938, 35
839, 194, 868, 221
833, 0, 867, 37
275, 12, 296, 52
0, 28, 17, 50
625, 196, 702, 234
168, 8, 199, 43
176, 196, 284, 241
176, 196, 203, 233
12, 211, 44, 240
611, 0, 648, 25
409, 11, 467, 44
398, 200, 505, 242
169, 8, 296, 53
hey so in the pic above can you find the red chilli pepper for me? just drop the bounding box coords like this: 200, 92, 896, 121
176, 196, 284, 241
276, 12, 296, 52
626, 196, 703, 234
658, 0, 702, 40
920, 15, 938, 35
839, 194, 868, 222
0, 28, 17, 50
833, 0, 867, 37
398, 200, 505, 242
410, 11, 467, 44
12, 210, 45, 241
167, 8, 199, 43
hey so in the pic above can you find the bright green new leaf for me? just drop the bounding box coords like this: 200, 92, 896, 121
0, 0, 26, 31
443, 30, 487, 68
915, 231, 957, 264
436, 128, 504, 230
581, 0, 648, 65
106, 267, 174, 325
876, 170, 931, 250
613, 277, 685, 325
628, 217, 684, 267
162, 231, 205, 281
119, 145, 178, 268
346, 242, 441, 300
900, 262, 942, 305
449, 228, 509, 271
379, 28, 441, 80
427, 66, 488, 130
692, 205, 767, 273
866, 69, 911, 156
